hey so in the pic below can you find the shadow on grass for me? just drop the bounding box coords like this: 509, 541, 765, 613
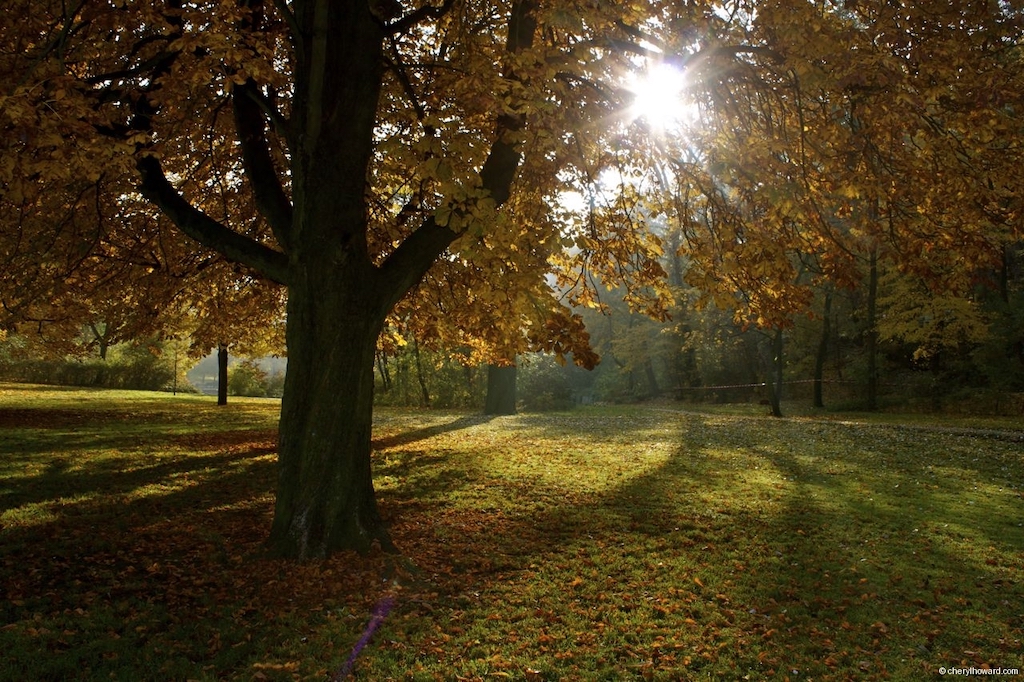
377, 411, 1023, 679
3, 405, 1021, 680
372, 414, 495, 450
0, 439, 290, 679
0, 430, 277, 513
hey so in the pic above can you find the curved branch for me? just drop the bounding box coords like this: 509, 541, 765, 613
377, 216, 457, 310
233, 80, 294, 251
245, 86, 291, 140
378, 0, 538, 307
136, 155, 291, 285
386, 0, 458, 35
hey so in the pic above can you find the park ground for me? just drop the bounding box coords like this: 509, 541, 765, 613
1, 383, 1022, 681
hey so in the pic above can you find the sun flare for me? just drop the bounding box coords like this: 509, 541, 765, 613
627, 62, 696, 133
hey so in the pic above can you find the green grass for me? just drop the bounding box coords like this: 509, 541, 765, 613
1, 384, 1022, 681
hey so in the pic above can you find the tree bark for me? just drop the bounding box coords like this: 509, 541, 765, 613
268, 274, 392, 557
484, 364, 517, 415
865, 247, 879, 411
217, 343, 229, 406
813, 289, 833, 409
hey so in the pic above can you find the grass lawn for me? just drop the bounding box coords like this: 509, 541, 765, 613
1, 383, 1022, 680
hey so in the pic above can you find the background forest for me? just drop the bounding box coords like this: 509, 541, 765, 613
4, 237, 1021, 416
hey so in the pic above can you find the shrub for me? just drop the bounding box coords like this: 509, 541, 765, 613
0, 337, 193, 392
227, 359, 269, 397
518, 355, 575, 411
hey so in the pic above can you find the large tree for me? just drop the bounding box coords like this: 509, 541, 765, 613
9, 0, 1019, 558
2, 0, 723, 558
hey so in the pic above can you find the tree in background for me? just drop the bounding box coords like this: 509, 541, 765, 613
651, 0, 1023, 411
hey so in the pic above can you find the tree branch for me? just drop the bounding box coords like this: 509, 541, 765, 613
246, 85, 291, 139
136, 155, 291, 285
378, 0, 538, 306
377, 216, 458, 310
233, 80, 295, 251
386, 0, 458, 35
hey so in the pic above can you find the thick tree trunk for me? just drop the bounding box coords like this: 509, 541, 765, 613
217, 343, 229, 406
129, 1, 538, 559
265, 0, 534, 559
268, 277, 391, 558
484, 364, 517, 415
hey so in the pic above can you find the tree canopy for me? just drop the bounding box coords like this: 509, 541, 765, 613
2, 0, 1021, 557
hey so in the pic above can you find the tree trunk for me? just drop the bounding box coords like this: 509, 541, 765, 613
375, 351, 392, 393
121, 0, 539, 559
865, 248, 879, 411
767, 328, 784, 418
89, 322, 111, 361
412, 337, 431, 407
268, 277, 392, 558
813, 289, 833, 409
484, 364, 517, 415
217, 343, 229, 406
644, 359, 660, 398
758, 329, 784, 417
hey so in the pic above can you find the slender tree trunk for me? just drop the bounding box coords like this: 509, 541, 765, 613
89, 322, 110, 361
268, 277, 392, 558
767, 328, 784, 418
217, 343, 229, 406
375, 351, 392, 393
813, 289, 833, 409
412, 337, 431, 407
644, 359, 660, 398
484, 364, 517, 415
866, 248, 879, 411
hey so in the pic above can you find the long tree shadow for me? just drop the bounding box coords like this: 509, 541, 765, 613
5, 406, 1020, 679
0, 404, 278, 457
376, 411, 1024, 679
0, 430, 277, 512
371, 413, 496, 450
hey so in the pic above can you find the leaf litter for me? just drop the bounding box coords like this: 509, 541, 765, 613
1, 388, 1022, 680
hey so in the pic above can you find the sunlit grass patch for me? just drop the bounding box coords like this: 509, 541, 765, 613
1, 386, 1021, 680
368, 406, 1023, 680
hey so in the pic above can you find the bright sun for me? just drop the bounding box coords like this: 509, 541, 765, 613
627, 62, 695, 133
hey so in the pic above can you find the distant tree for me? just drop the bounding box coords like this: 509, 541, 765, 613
228, 357, 269, 398
484, 364, 517, 415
